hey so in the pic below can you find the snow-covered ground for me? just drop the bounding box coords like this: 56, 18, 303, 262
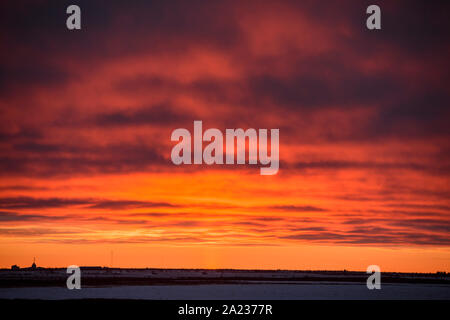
1, 268, 448, 299
1, 268, 447, 282
0, 283, 449, 300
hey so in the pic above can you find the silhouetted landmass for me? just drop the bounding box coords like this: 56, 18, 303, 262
0, 267, 448, 288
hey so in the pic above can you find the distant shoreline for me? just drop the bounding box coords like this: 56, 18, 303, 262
1, 268, 448, 288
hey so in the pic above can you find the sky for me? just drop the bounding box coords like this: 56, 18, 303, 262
0, 0, 449, 272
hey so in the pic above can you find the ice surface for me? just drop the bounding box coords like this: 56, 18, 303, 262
0, 283, 449, 300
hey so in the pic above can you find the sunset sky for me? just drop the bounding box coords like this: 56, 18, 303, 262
0, 0, 449, 272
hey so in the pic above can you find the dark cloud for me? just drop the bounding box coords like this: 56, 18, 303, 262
0, 197, 177, 210
291, 160, 449, 175
280, 230, 450, 246
268, 205, 327, 212
366, 91, 450, 140
0, 197, 89, 209
88, 200, 177, 210
247, 66, 401, 110
94, 105, 193, 127
1, 142, 169, 176
0, 227, 79, 237
0, 63, 71, 96
384, 204, 450, 212
0, 128, 44, 143
0, 185, 48, 191
390, 219, 450, 233
0, 211, 67, 222
0, 0, 449, 177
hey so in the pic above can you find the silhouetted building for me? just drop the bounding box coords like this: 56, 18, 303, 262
11, 265, 19, 270
80, 266, 104, 270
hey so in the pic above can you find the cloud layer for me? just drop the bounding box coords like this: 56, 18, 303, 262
0, 0, 449, 270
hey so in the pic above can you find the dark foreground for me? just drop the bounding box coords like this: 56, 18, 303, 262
0, 268, 449, 300
1, 268, 449, 287
1, 282, 449, 300
1, 300, 448, 319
